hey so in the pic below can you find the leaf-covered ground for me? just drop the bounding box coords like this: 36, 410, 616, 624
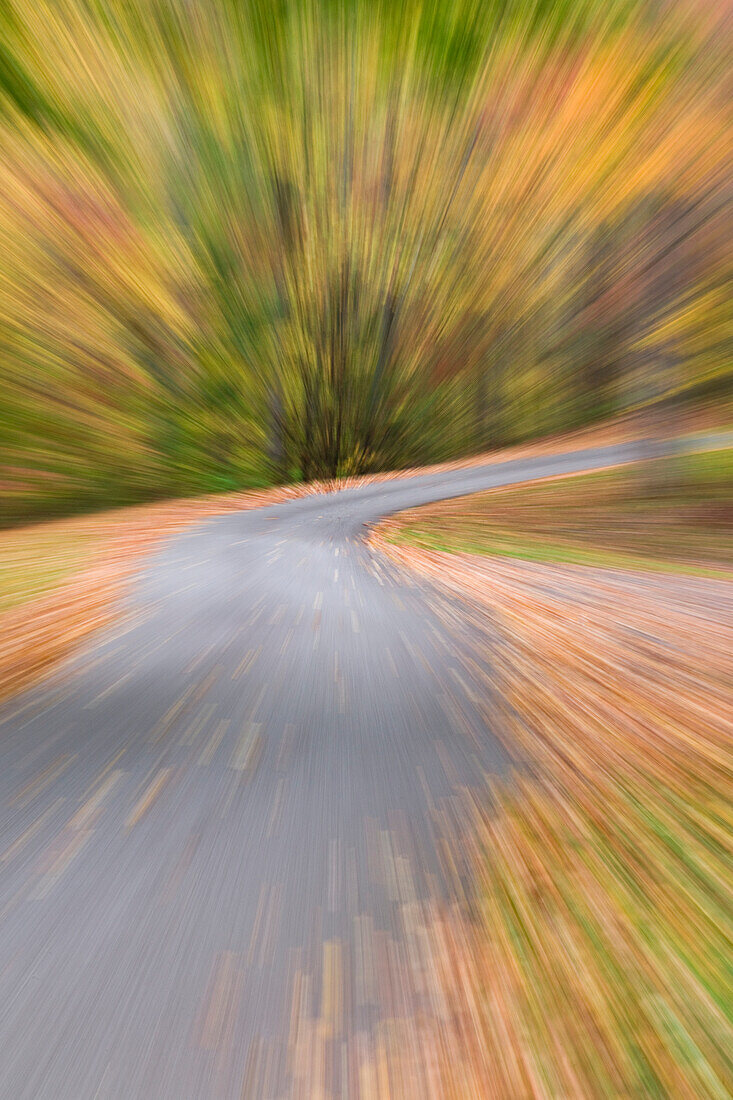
361, 460, 732, 1097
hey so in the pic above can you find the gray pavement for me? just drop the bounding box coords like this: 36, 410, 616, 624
0, 441, 658, 1097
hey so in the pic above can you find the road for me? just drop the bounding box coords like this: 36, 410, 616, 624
0, 441, 656, 1098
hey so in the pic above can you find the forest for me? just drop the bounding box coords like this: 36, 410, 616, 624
0, 0, 730, 522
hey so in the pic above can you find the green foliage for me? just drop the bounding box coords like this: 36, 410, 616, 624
0, 0, 729, 522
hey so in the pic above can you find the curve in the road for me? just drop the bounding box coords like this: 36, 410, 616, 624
0, 440, 656, 1098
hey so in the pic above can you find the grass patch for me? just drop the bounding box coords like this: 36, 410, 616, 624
371, 527, 733, 1095
389, 448, 733, 576
0, 520, 108, 616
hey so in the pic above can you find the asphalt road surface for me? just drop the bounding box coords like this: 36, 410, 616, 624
0, 441, 659, 1098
